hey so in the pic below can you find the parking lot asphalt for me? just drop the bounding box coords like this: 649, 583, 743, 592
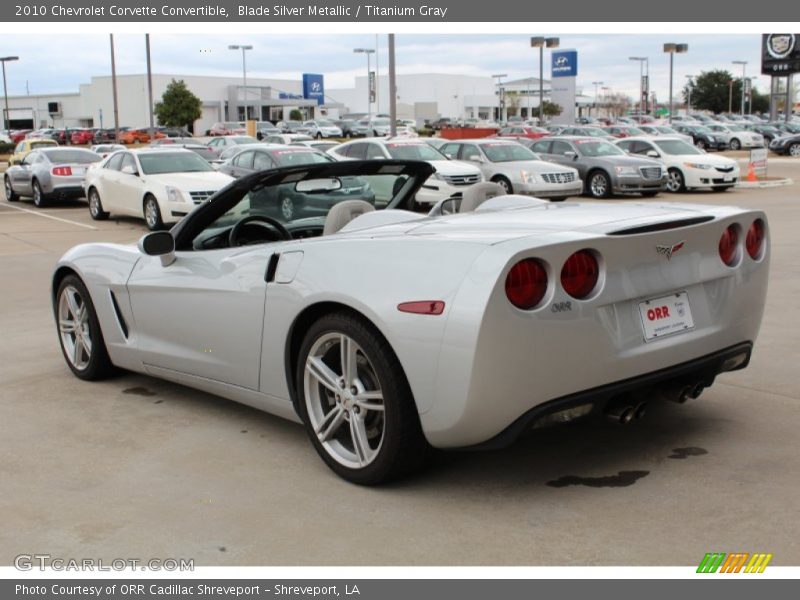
1, 156, 799, 566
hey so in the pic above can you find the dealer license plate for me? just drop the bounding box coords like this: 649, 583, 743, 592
638, 291, 695, 342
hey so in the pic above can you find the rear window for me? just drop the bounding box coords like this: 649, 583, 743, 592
272, 150, 333, 167
138, 152, 213, 174
385, 143, 445, 160
44, 149, 101, 163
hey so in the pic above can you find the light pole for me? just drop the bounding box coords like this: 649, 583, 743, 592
1, 56, 19, 134
228, 44, 253, 120
491, 73, 507, 123
592, 81, 603, 116
531, 37, 559, 125
733, 60, 747, 116
685, 75, 694, 114
663, 43, 688, 123
629, 56, 648, 116
354, 48, 376, 127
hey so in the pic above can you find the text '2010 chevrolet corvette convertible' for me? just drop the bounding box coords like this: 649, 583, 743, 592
52, 160, 769, 484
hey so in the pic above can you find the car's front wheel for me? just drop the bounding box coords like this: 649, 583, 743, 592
493, 176, 513, 194
666, 168, 686, 193
143, 194, 164, 231
55, 274, 115, 380
4, 176, 19, 202
729, 138, 741, 151
789, 143, 800, 157
695, 139, 707, 150
297, 311, 431, 485
88, 188, 109, 220
588, 171, 611, 198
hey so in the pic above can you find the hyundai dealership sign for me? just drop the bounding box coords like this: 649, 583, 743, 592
551, 51, 578, 78
302, 73, 325, 105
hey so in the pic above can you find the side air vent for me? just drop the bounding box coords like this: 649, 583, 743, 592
109, 291, 129, 338
608, 216, 714, 236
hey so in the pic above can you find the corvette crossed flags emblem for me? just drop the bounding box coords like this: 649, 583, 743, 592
656, 241, 685, 261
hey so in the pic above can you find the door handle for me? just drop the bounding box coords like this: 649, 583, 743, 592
264, 253, 280, 282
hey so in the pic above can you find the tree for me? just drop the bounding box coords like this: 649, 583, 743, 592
154, 79, 202, 130
602, 93, 632, 118
289, 109, 303, 121
541, 100, 562, 117
750, 88, 770, 114
683, 70, 743, 114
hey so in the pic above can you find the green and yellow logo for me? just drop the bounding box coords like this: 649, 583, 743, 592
697, 552, 773, 573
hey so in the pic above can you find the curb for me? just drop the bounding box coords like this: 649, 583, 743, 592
736, 178, 794, 189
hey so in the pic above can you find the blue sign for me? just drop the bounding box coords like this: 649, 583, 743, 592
551, 51, 578, 78
302, 73, 325, 105
279, 92, 303, 100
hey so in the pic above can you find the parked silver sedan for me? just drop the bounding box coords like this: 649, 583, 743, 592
4, 147, 101, 207
439, 138, 582, 200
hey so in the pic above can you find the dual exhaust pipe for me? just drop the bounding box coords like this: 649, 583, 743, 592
604, 380, 707, 425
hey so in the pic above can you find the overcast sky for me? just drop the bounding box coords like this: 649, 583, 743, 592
1, 33, 767, 101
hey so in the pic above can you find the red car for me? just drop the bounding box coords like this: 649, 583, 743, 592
493, 126, 550, 139
9, 130, 31, 143
602, 126, 647, 138
70, 129, 95, 145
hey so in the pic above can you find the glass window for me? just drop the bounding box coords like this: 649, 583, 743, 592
105, 153, 124, 170
481, 143, 539, 162
120, 154, 138, 173
233, 151, 254, 168
384, 143, 445, 160
137, 152, 213, 175
366, 144, 386, 159
460, 144, 482, 161
573, 140, 624, 157
654, 139, 702, 155
345, 143, 368, 160
253, 151, 275, 171
440, 143, 460, 159
271, 149, 333, 167
43, 149, 101, 164
550, 140, 575, 155
530, 140, 552, 153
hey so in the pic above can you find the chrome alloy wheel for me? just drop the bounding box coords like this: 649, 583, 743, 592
89, 189, 101, 217
58, 285, 92, 370
303, 332, 385, 469
590, 173, 608, 197
667, 169, 684, 192
280, 197, 295, 220
145, 198, 159, 229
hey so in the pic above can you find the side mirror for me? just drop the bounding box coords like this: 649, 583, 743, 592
564, 151, 577, 160
121, 165, 138, 176
138, 231, 176, 267
646, 150, 660, 158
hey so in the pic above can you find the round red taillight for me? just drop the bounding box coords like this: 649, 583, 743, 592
719, 224, 739, 266
505, 259, 548, 309
560, 250, 600, 299
746, 219, 765, 260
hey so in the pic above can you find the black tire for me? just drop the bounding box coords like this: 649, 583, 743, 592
257, 132, 263, 141
641, 191, 659, 197
4, 176, 19, 202
32, 179, 48, 207
666, 168, 687, 193
587, 170, 612, 198
712, 186, 734, 192
143, 194, 164, 231
492, 176, 513, 194
789, 143, 800, 158
296, 311, 431, 485
88, 187, 109, 220
729, 138, 741, 151
695, 139, 707, 151
315, 132, 323, 139
54, 274, 116, 381
345, 132, 352, 139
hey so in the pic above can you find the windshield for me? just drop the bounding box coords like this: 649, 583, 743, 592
44, 150, 100, 163
656, 127, 679, 134
185, 147, 217, 161
232, 137, 258, 144
694, 126, 712, 133
385, 143, 445, 160
575, 140, 625, 157
581, 128, 607, 137
138, 152, 214, 174
271, 149, 333, 166
482, 143, 539, 162
654, 139, 702, 155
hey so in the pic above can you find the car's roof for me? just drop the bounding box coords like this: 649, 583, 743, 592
617, 136, 684, 142
130, 148, 195, 155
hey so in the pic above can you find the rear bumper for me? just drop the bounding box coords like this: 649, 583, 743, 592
463, 342, 753, 450
47, 185, 85, 199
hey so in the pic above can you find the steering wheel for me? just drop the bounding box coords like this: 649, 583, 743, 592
228, 215, 292, 247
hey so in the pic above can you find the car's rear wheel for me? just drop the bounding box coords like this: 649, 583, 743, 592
4, 176, 19, 202
666, 168, 686, 193
315, 132, 323, 139
789, 143, 800, 157
88, 188, 109, 220
695, 139, 707, 150
32, 180, 48, 207
143, 195, 164, 231
493, 176, 513, 194
729, 138, 741, 151
297, 311, 431, 485
55, 275, 115, 381
588, 171, 611, 198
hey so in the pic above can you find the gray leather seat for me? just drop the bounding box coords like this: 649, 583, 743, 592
323, 200, 376, 235
459, 182, 506, 213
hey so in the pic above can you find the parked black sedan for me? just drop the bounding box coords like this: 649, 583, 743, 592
671, 124, 729, 151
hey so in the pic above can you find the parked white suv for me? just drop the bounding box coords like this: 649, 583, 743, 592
329, 138, 483, 205
299, 120, 343, 139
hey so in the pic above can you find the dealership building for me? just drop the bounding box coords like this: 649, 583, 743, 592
3, 71, 594, 132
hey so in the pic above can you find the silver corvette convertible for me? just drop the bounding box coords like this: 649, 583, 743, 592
52, 160, 770, 484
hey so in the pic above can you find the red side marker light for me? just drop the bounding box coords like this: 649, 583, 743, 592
398, 301, 445, 315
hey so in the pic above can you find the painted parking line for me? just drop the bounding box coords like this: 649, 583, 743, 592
0, 203, 97, 230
